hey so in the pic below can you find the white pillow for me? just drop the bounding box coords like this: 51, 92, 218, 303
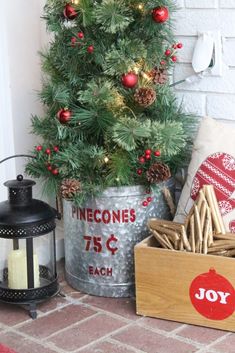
174, 116, 235, 233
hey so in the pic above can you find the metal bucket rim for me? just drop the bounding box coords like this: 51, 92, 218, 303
64, 178, 175, 201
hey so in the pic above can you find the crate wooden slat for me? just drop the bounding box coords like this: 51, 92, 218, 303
135, 235, 235, 331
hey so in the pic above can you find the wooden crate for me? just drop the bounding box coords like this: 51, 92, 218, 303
135, 235, 235, 331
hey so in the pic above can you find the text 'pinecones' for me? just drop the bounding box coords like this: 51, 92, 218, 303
146, 162, 171, 183
61, 179, 81, 199
150, 67, 168, 85
134, 87, 156, 107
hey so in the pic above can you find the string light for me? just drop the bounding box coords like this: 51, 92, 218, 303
104, 157, 109, 163
71, 0, 80, 4
137, 4, 144, 11
142, 72, 151, 81
116, 177, 120, 182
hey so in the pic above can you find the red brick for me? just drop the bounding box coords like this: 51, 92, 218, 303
37, 295, 67, 313
211, 333, 235, 352
81, 296, 138, 320
0, 332, 57, 353
139, 317, 183, 332
19, 304, 96, 338
113, 325, 197, 353
177, 325, 226, 344
0, 303, 29, 326
77, 340, 137, 353
48, 313, 128, 351
60, 282, 86, 299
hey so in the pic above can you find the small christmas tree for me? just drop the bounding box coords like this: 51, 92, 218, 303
27, 0, 195, 205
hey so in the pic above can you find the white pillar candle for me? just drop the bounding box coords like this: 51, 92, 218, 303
8, 249, 40, 289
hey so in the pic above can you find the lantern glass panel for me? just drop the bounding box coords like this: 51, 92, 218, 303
0, 232, 56, 290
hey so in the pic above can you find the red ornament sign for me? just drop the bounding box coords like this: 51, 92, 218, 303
190, 268, 235, 320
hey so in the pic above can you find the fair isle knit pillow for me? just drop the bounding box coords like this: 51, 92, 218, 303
174, 116, 235, 233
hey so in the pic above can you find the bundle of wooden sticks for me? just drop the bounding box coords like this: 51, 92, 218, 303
148, 185, 235, 257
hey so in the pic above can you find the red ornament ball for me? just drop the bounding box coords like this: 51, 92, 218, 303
57, 108, 72, 124
171, 55, 177, 62
87, 45, 94, 53
137, 168, 143, 175
165, 49, 171, 57
77, 32, 84, 39
142, 200, 148, 207
145, 149, 152, 156
147, 197, 153, 203
45, 148, 51, 155
47, 164, 53, 171
36, 145, 43, 152
138, 156, 146, 164
160, 60, 166, 66
154, 150, 161, 157
63, 4, 77, 20
52, 168, 59, 175
54, 146, 59, 152
177, 42, 183, 49
152, 6, 169, 23
71, 37, 76, 47
145, 154, 151, 160
121, 72, 138, 89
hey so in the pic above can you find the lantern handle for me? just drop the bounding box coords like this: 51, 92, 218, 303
0, 154, 35, 165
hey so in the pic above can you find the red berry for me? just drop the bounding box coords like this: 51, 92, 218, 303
146, 189, 151, 194
52, 169, 59, 175
47, 165, 52, 171
36, 145, 43, 152
142, 201, 148, 207
77, 32, 84, 39
45, 148, 51, 155
154, 150, 161, 157
160, 60, 166, 66
165, 49, 171, 56
138, 156, 145, 164
145, 149, 152, 156
137, 168, 143, 175
147, 197, 153, 203
54, 146, 59, 152
171, 55, 177, 62
87, 45, 94, 53
172, 44, 177, 49
71, 37, 76, 43
177, 42, 183, 49
145, 154, 151, 160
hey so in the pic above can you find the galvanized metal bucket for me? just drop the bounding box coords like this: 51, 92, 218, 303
63, 178, 175, 297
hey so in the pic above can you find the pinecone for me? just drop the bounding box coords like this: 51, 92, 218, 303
150, 68, 168, 85
134, 87, 156, 107
146, 162, 171, 184
61, 179, 81, 199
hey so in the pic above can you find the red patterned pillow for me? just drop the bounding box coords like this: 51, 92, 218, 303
175, 117, 235, 233
0, 345, 17, 353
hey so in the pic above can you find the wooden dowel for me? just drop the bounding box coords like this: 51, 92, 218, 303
204, 185, 222, 234
200, 200, 207, 233
181, 225, 191, 252
194, 205, 203, 253
151, 230, 172, 249
148, 219, 182, 230
203, 216, 210, 255
209, 185, 226, 234
190, 214, 196, 253
149, 224, 180, 243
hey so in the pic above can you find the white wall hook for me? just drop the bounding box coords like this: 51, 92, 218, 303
192, 31, 223, 77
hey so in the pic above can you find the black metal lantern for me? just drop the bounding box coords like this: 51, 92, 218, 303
0, 155, 60, 319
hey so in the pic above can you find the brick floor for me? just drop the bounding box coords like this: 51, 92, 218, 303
0, 263, 235, 353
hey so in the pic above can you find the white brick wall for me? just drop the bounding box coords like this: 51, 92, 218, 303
174, 2, 235, 124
